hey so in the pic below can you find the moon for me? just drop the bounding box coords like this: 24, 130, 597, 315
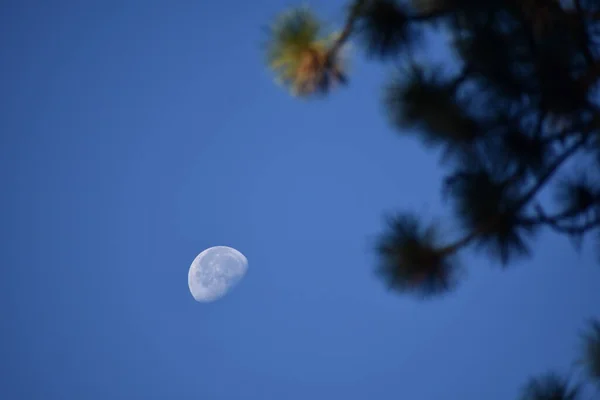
188, 246, 248, 302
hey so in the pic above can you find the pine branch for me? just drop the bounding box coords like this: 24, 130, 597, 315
437, 136, 588, 255
536, 202, 596, 221
516, 136, 588, 206
325, 0, 455, 66
329, 1, 600, 90
328, 0, 368, 59
519, 201, 600, 235
550, 218, 600, 235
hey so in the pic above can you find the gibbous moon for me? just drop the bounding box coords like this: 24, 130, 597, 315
188, 246, 248, 302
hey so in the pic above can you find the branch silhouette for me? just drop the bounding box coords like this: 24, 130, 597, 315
263, 0, 600, 298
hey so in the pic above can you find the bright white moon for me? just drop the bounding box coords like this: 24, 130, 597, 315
188, 246, 248, 302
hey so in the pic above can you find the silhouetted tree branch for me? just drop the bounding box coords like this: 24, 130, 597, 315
516, 319, 600, 400
264, 0, 600, 298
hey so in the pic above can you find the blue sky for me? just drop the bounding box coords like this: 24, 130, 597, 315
2, 1, 599, 399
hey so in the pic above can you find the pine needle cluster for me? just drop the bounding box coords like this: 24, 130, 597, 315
264, 0, 600, 299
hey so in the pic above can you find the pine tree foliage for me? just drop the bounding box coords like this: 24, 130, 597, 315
581, 319, 600, 386
517, 319, 600, 400
354, 0, 416, 58
265, 8, 348, 97
375, 214, 461, 298
263, 0, 600, 298
520, 374, 580, 400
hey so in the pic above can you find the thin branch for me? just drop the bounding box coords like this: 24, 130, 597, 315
520, 200, 598, 225
515, 135, 587, 207
320, 0, 597, 257
331, 0, 600, 62
328, 0, 368, 57
527, 211, 600, 235
551, 218, 600, 235
326, 0, 600, 87
438, 228, 481, 255
437, 136, 588, 255
326, 0, 452, 65
535, 203, 593, 221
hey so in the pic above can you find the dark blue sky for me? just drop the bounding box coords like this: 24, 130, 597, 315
2, 2, 599, 399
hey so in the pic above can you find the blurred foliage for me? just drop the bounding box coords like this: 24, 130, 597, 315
263, 0, 600, 299
520, 374, 580, 400
265, 8, 348, 97
375, 214, 461, 298
260, 4, 600, 399
581, 319, 600, 386
516, 319, 600, 400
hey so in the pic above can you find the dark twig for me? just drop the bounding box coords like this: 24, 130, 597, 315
526, 208, 600, 235
437, 136, 588, 255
